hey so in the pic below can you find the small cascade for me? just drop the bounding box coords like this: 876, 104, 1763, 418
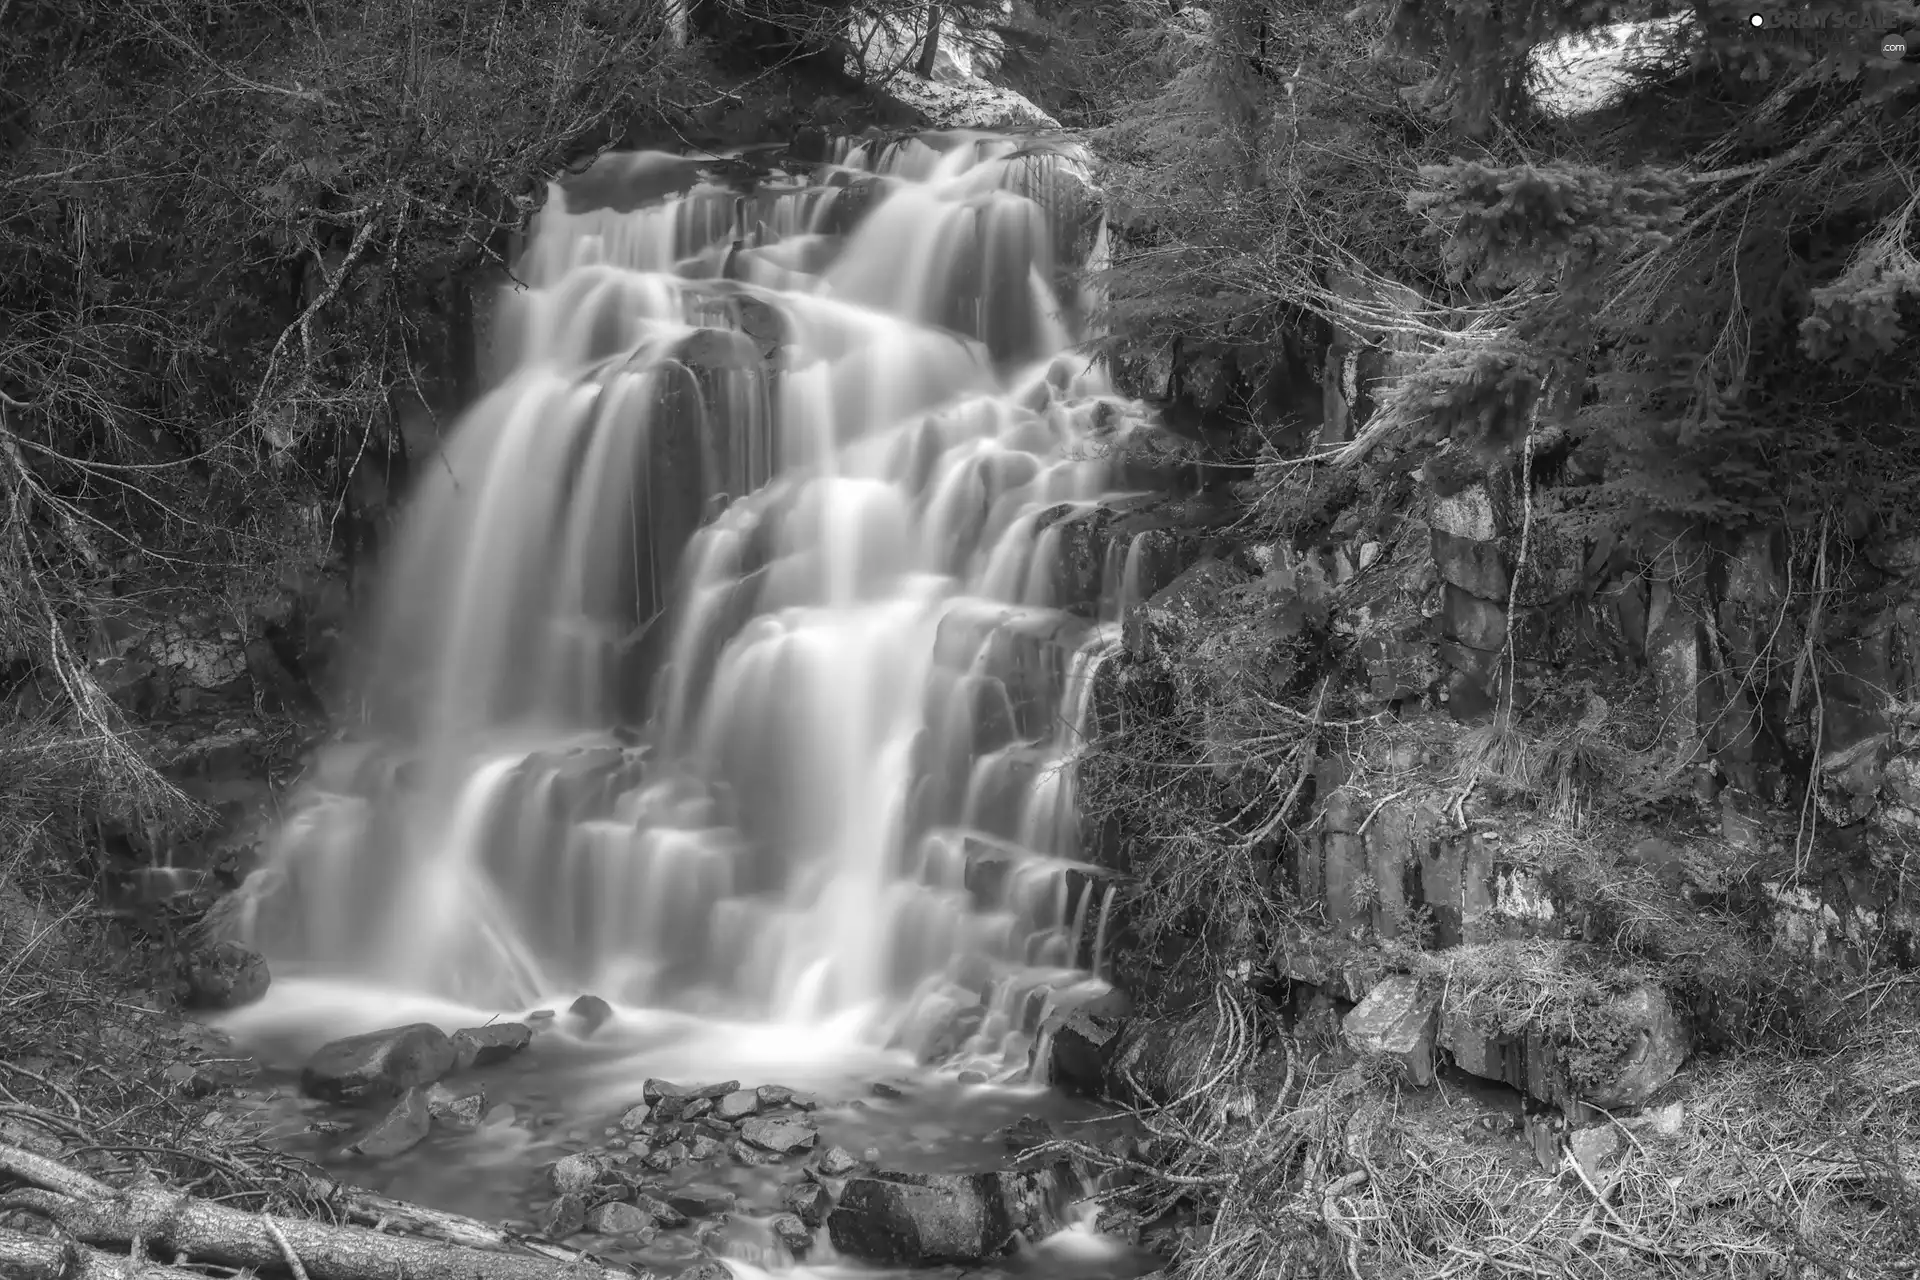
237, 128, 1154, 1080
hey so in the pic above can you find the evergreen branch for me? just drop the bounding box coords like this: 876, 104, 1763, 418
1683, 95, 1880, 187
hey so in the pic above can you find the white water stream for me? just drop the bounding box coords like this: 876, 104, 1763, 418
229, 132, 1164, 1094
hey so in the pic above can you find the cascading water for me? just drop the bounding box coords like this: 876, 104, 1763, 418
234, 129, 1162, 1085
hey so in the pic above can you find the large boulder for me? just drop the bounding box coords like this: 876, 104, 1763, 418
1033, 1007, 1224, 1110
300, 1023, 457, 1103
827, 1166, 1072, 1266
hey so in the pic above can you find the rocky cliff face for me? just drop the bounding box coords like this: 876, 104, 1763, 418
1048, 308, 1920, 1181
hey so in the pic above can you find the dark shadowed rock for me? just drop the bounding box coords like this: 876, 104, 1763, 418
301, 1023, 456, 1103
1031, 1008, 1122, 1097
566, 994, 613, 1034
827, 1166, 1072, 1265
741, 1114, 817, 1153
679, 1264, 732, 1280
449, 1022, 532, 1070
181, 940, 270, 1010
346, 1087, 430, 1158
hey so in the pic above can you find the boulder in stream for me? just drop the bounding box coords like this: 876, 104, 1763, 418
449, 1021, 532, 1069
741, 1114, 817, 1154
565, 994, 613, 1034
827, 1165, 1073, 1266
301, 1023, 457, 1103
812, 1145, 859, 1177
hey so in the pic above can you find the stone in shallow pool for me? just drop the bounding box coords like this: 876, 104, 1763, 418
644, 1078, 740, 1102
547, 1152, 603, 1195
566, 995, 613, 1034
812, 1145, 859, 1177
667, 1185, 737, 1219
769, 1212, 812, 1255
346, 1087, 430, 1158
426, 1084, 486, 1131
449, 1022, 532, 1070
680, 1264, 731, 1280
741, 1115, 816, 1154
634, 1194, 688, 1228
714, 1088, 759, 1121
584, 1201, 655, 1239
755, 1084, 815, 1110
540, 1193, 586, 1238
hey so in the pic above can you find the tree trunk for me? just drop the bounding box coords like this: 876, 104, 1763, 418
287, 1175, 590, 1266
0, 1165, 633, 1280
0, 1228, 200, 1280
916, 4, 942, 78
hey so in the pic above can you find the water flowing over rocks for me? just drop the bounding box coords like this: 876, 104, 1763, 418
233, 130, 1146, 1087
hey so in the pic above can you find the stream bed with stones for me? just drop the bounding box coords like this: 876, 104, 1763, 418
219, 1002, 1165, 1280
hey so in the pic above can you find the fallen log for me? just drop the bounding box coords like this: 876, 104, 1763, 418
0, 1145, 648, 1280
0, 1227, 199, 1280
287, 1175, 589, 1264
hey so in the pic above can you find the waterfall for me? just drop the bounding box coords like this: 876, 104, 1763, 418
238, 129, 1148, 1077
